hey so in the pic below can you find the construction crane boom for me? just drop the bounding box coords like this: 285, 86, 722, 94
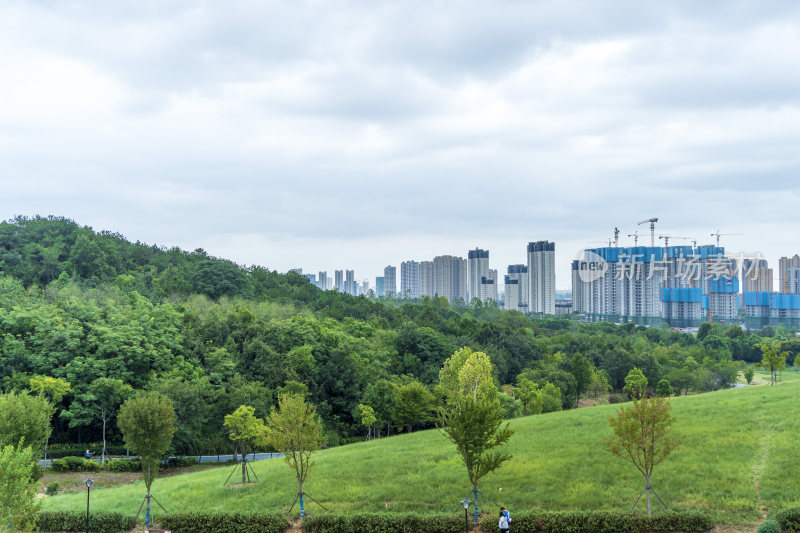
710, 230, 744, 247
637, 218, 659, 246
628, 230, 640, 246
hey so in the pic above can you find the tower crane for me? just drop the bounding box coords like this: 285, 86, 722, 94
638, 218, 659, 246
614, 227, 620, 247
658, 235, 692, 249
710, 230, 744, 247
628, 230, 640, 246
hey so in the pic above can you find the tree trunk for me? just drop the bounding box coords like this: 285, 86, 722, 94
298, 477, 305, 518
645, 474, 652, 516
242, 447, 248, 485
473, 485, 479, 522
101, 410, 107, 465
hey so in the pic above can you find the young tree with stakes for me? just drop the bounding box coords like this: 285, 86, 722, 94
605, 396, 681, 515
439, 348, 513, 522
117, 391, 176, 525
223, 405, 267, 485
265, 393, 324, 519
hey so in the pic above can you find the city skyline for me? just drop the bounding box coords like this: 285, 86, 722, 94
2, 2, 799, 288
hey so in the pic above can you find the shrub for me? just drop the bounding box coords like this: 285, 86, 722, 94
478, 510, 714, 533
777, 507, 800, 532
757, 519, 782, 533
160, 511, 287, 533
102, 458, 141, 472
45, 482, 60, 495
49, 458, 68, 472
36, 510, 135, 532
303, 512, 464, 533
50, 456, 100, 472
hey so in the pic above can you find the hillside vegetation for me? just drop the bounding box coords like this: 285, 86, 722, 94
2, 216, 796, 451
44, 373, 800, 526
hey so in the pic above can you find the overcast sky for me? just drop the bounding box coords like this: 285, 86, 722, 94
2, 1, 799, 291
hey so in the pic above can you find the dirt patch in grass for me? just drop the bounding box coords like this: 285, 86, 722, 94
39, 463, 224, 495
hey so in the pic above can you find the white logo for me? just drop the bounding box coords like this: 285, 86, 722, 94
576, 250, 608, 283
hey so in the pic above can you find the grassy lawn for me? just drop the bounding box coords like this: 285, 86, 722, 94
43, 370, 800, 527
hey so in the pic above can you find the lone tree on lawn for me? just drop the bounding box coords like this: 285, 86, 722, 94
605, 396, 681, 516
757, 342, 787, 386
117, 391, 176, 525
439, 347, 513, 523
224, 404, 267, 485
265, 393, 324, 519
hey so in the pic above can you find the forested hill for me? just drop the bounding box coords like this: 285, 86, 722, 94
0, 216, 795, 454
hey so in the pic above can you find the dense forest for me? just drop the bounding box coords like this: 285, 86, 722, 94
1, 216, 797, 454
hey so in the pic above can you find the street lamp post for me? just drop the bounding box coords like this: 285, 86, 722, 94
85, 478, 94, 533
460, 499, 472, 533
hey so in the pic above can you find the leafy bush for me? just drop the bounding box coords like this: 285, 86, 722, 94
478, 510, 714, 533
103, 458, 141, 472
777, 508, 800, 532
36, 510, 135, 532
757, 519, 782, 533
45, 482, 60, 495
303, 512, 464, 533
50, 456, 99, 472
160, 511, 287, 533
167, 456, 198, 468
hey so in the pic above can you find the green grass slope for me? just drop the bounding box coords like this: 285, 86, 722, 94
44, 372, 800, 525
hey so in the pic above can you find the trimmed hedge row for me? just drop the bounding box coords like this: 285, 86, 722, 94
50, 456, 142, 473
478, 510, 714, 533
47, 446, 127, 459
303, 512, 464, 533
36, 511, 135, 532
776, 507, 800, 532
159, 511, 288, 533
50, 456, 197, 472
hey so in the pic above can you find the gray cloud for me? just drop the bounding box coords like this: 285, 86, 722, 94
2, 0, 800, 287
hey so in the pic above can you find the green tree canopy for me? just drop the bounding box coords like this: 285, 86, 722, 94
0, 442, 39, 531
0, 392, 52, 451
623, 368, 648, 400
117, 390, 177, 505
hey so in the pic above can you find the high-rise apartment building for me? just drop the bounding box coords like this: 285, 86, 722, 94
467, 248, 491, 303
419, 261, 434, 298
741, 259, 772, 293
789, 267, 800, 294
779, 255, 800, 293
383, 265, 397, 296
528, 241, 556, 315
433, 255, 467, 303
401, 261, 420, 298
505, 264, 528, 312
334, 270, 344, 292
345, 269, 356, 296
375, 276, 385, 297
318, 271, 328, 291
483, 268, 498, 303
573, 244, 739, 326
